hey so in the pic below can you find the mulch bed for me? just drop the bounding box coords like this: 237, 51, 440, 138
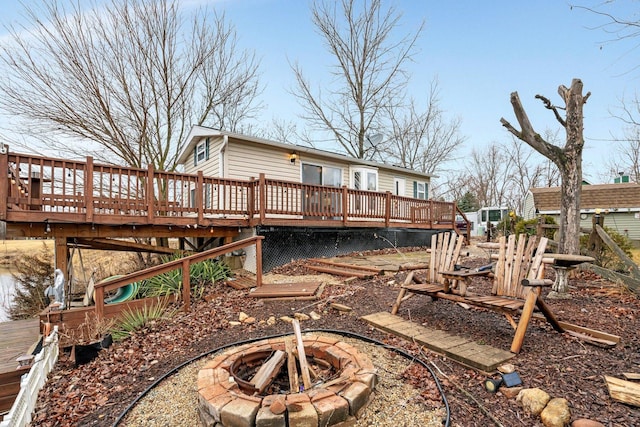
27, 248, 639, 427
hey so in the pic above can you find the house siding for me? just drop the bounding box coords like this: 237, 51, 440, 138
178, 128, 432, 196
226, 139, 300, 181
182, 136, 221, 178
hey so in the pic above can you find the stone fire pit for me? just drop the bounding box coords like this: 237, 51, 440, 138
197, 334, 378, 426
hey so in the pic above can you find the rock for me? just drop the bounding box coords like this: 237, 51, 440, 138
540, 397, 570, 427
267, 316, 276, 326
243, 316, 256, 324
498, 363, 515, 374
294, 312, 310, 321
516, 388, 551, 416
330, 303, 352, 312
309, 311, 322, 320
238, 312, 249, 322
228, 321, 242, 326
500, 386, 522, 399
571, 419, 605, 427
280, 316, 294, 323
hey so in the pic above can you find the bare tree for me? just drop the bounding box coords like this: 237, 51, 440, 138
383, 80, 464, 175
501, 79, 590, 254
465, 144, 515, 209
291, 0, 423, 159
606, 96, 640, 183
506, 130, 561, 214
0, 0, 261, 171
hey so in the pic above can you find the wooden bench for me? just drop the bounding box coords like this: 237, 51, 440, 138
393, 234, 561, 353
391, 231, 489, 314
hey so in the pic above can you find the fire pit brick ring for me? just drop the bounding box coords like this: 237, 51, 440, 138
197, 334, 378, 427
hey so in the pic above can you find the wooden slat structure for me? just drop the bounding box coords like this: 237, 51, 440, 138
250, 282, 322, 299
391, 232, 480, 314
393, 234, 555, 353
391, 234, 619, 353
0, 318, 40, 413
362, 312, 514, 372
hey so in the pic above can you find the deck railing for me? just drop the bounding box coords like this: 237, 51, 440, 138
0, 151, 460, 229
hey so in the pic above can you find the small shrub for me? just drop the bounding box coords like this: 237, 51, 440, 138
137, 254, 231, 299
9, 243, 54, 320
495, 213, 520, 237
580, 226, 634, 272
109, 299, 175, 341
515, 215, 557, 240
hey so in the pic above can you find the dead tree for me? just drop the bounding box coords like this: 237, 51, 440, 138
500, 79, 590, 254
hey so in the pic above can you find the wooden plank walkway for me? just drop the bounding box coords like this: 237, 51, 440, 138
0, 318, 41, 373
361, 312, 514, 372
0, 318, 41, 413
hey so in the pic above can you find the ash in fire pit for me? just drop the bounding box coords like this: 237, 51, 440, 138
197, 327, 377, 427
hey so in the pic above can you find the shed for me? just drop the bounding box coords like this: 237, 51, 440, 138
523, 183, 640, 243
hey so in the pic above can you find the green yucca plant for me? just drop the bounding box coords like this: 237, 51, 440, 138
109, 299, 176, 341
137, 255, 231, 299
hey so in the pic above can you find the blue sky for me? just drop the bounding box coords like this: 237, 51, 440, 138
1, 0, 638, 183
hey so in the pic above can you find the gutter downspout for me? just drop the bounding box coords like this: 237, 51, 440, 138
219, 135, 228, 177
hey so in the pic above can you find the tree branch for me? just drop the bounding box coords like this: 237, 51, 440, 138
535, 94, 566, 127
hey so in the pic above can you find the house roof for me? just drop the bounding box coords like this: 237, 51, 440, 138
177, 125, 435, 178
530, 183, 640, 211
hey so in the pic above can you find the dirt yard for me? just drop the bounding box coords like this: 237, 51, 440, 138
12, 242, 636, 427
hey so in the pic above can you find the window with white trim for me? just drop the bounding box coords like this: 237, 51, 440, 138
350, 167, 378, 191
414, 181, 428, 200
194, 138, 209, 166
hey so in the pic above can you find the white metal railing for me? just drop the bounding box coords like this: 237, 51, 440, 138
0, 326, 59, 427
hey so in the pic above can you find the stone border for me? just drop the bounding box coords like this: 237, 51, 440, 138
197, 335, 378, 427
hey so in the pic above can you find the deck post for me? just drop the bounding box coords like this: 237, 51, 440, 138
341, 186, 348, 226
197, 171, 204, 224
85, 157, 94, 223
255, 236, 263, 286
384, 191, 391, 227
259, 173, 266, 225
248, 177, 255, 223
94, 286, 104, 319
429, 200, 434, 227
0, 146, 8, 220
182, 259, 190, 312
147, 164, 155, 223
54, 237, 68, 284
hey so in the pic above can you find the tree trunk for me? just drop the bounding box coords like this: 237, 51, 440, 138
500, 78, 590, 255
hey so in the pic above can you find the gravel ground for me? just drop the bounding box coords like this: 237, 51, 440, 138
122, 333, 446, 427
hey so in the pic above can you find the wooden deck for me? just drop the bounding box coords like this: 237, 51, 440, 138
0, 150, 467, 236
361, 312, 514, 373
0, 318, 41, 413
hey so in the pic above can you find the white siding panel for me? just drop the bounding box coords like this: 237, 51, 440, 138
182, 136, 222, 178
582, 212, 640, 242
227, 141, 300, 181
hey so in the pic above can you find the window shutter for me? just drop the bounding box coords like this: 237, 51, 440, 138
205, 138, 210, 160
193, 144, 197, 166
413, 181, 417, 198
425, 182, 429, 200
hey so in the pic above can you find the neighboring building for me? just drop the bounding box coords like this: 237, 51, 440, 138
523, 183, 640, 244
177, 126, 433, 200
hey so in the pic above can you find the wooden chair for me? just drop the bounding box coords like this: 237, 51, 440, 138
391, 231, 481, 315
392, 233, 565, 353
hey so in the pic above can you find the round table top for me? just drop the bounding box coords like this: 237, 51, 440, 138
546, 253, 595, 266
